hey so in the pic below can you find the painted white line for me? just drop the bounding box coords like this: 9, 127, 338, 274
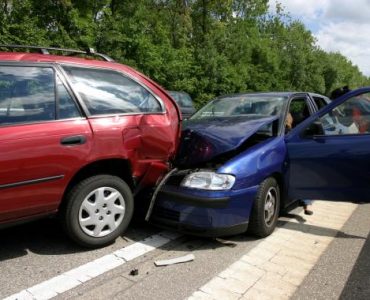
114, 234, 170, 261
4, 231, 181, 300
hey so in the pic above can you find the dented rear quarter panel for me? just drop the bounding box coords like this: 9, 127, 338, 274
87, 113, 179, 186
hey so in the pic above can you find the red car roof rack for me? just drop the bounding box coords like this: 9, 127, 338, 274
0, 44, 115, 62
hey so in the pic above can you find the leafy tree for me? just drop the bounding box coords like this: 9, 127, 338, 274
0, 0, 368, 107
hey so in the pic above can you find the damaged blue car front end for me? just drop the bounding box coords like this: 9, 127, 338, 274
150, 135, 286, 236
146, 93, 292, 236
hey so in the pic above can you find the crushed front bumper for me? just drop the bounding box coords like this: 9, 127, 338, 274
146, 170, 258, 237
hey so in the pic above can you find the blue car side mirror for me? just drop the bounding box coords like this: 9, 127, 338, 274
302, 120, 325, 137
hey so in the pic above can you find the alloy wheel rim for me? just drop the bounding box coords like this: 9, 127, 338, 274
78, 187, 125, 238
264, 187, 277, 226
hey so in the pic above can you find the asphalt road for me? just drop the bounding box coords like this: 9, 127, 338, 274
293, 202, 370, 300
0, 215, 261, 299
0, 217, 159, 298
1, 203, 370, 300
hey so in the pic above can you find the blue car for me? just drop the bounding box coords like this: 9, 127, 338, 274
147, 89, 370, 237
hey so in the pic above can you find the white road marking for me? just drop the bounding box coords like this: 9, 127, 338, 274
4, 231, 181, 300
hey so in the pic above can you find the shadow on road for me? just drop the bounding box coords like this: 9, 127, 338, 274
0, 218, 73, 261
277, 215, 366, 240
0, 215, 161, 262
339, 229, 370, 299
280, 213, 307, 223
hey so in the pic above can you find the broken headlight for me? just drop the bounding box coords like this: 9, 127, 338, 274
181, 171, 235, 190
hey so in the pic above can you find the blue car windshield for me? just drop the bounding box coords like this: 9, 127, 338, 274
191, 95, 288, 120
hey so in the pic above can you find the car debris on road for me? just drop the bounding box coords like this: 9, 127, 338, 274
154, 254, 195, 266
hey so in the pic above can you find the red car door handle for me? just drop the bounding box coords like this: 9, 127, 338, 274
60, 135, 86, 145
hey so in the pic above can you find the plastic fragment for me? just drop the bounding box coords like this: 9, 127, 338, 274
214, 238, 237, 248
154, 254, 195, 266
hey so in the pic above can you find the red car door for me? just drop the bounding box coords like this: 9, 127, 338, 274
0, 64, 92, 222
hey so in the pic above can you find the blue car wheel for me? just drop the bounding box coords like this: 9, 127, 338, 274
248, 177, 280, 237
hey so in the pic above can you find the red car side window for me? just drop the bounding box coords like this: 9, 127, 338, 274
63, 66, 162, 115
0, 66, 55, 125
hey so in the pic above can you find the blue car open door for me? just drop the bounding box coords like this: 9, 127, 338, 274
285, 88, 370, 202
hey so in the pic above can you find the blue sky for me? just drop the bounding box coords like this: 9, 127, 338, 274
268, 0, 370, 76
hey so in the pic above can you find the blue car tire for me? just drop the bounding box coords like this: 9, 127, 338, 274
248, 177, 280, 237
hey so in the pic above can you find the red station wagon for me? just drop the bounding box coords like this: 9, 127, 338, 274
0, 45, 181, 247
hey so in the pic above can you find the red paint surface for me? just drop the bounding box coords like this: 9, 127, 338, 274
0, 53, 181, 222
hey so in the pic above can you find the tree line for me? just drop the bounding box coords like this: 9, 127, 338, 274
0, 0, 368, 107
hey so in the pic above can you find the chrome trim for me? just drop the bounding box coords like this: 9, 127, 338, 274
0, 175, 64, 190
87, 111, 166, 119
56, 64, 91, 116
145, 168, 178, 221
54, 66, 85, 117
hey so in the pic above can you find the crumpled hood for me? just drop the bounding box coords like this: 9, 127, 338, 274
176, 115, 278, 166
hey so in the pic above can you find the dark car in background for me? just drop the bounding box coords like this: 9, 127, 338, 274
168, 91, 196, 119
0, 45, 181, 247
146, 90, 370, 237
